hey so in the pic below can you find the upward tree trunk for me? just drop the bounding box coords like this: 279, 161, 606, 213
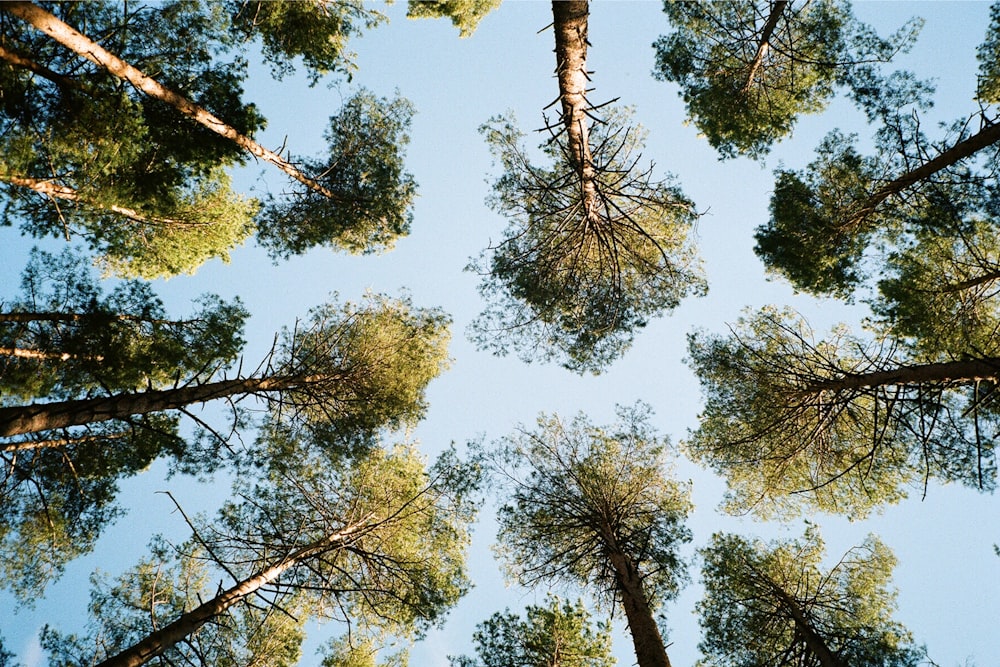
0, 346, 102, 362
0, 373, 332, 437
741, 0, 788, 95
607, 550, 672, 667
0, 42, 90, 92
766, 579, 845, 667
96, 521, 369, 667
802, 356, 1000, 394
846, 121, 1000, 230
0, 1, 339, 201
551, 0, 599, 219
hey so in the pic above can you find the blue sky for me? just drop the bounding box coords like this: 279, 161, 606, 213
3, 2, 999, 666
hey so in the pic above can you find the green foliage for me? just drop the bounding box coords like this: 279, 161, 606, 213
213, 439, 479, 642
977, 2, 1000, 103
227, 0, 388, 83
451, 595, 615, 667
470, 111, 706, 374
0, 1, 264, 277
0, 248, 248, 402
653, 0, 921, 159
321, 636, 409, 667
0, 415, 189, 602
686, 307, 997, 519
873, 203, 1000, 358
269, 292, 451, 442
41, 540, 307, 667
406, 0, 501, 38
697, 529, 925, 667
755, 130, 884, 297
492, 404, 692, 609
257, 91, 417, 258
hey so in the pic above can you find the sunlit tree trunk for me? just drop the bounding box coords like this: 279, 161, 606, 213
96, 522, 367, 667
801, 356, 1000, 394
551, 0, 598, 217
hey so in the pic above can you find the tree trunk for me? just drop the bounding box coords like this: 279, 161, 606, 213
802, 357, 1000, 394
767, 580, 845, 667
0, 1, 339, 201
846, 121, 1000, 230
0, 374, 332, 437
607, 550, 672, 667
551, 0, 599, 218
2, 172, 210, 228
741, 1, 788, 95
96, 521, 368, 667
0, 311, 194, 325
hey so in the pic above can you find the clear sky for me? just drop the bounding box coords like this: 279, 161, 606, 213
3, 2, 999, 666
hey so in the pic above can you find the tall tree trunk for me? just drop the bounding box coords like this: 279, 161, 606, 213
802, 357, 1000, 394
0, 1, 339, 201
846, 121, 1000, 230
607, 550, 672, 667
741, 0, 788, 95
551, 0, 599, 219
0, 373, 333, 437
96, 521, 368, 667
0, 311, 195, 325
0, 42, 90, 92
766, 579, 845, 667
1, 173, 201, 227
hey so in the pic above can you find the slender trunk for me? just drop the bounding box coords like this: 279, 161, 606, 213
846, 122, 1000, 230
767, 580, 845, 667
940, 268, 1000, 294
0, 374, 331, 437
741, 1, 788, 95
97, 522, 367, 667
0, 346, 102, 362
551, 0, 599, 218
1, 1, 338, 201
803, 357, 1000, 394
2, 173, 207, 228
607, 550, 672, 667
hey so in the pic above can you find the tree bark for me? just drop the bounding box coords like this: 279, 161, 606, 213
0, 346, 102, 362
0, 311, 195, 325
846, 121, 1000, 230
0, 1, 339, 201
96, 521, 368, 667
802, 357, 1000, 394
551, 0, 599, 219
0, 42, 90, 92
607, 550, 672, 667
741, 1, 788, 95
0, 373, 333, 437
1, 173, 205, 227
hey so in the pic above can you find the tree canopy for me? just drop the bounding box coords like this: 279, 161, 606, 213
490, 404, 692, 667
698, 528, 925, 667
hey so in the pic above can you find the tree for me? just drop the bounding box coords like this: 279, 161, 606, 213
0, 293, 449, 601
686, 307, 998, 519
755, 13, 1000, 297
653, 0, 921, 159
0, 293, 450, 439
1, 1, 416, 274
469, 0, 705, 374
697, 528, 925, 667
42, 439, 480, 667
490, 405, 692, 667
450, 595, 615, 667
0, 1, 263, 277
